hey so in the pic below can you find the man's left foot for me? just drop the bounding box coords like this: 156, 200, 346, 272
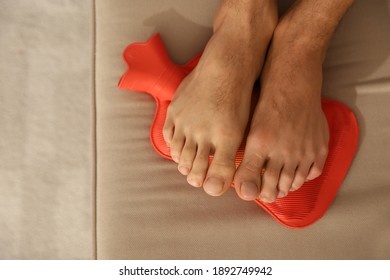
234, 27, 330, 203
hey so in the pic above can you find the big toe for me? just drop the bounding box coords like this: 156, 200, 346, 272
239, 181, 259, 200
203, 145, 238, 196
234, 143, 265, 201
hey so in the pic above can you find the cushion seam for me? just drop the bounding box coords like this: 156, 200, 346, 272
91, 0, 98, 260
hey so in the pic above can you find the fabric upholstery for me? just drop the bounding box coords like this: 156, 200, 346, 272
0, 0, 93, 259
94, 0, 390, 259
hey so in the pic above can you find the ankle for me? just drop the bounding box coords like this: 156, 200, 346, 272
213, 0, 278, 34
213, 0, 278, 41
197, 37, 259, 84
202, 1, 278, 81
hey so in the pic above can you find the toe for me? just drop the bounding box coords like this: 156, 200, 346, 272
291, 162, 312, 191
203, 145, 237, 197
234, 145, 266, 201
306, 164, 322, 181
240, 181, 260, 200
178, 140, 197, 175
187, 144, 210, 187
306, 155, 327, 181
169, 131, 185, 163
259, 161, 282, 203
162, 116, 174, 145
277, 163, 297, 198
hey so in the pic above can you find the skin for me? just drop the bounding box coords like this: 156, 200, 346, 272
163, 0, 354, 202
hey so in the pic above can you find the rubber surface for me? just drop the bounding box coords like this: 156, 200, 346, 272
118, 33, 359, 229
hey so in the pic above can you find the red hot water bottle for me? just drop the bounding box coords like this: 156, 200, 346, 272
118, 34, 359, 229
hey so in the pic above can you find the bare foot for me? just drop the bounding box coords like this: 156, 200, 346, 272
234, 25, 330, 203
163, 0, 277, 196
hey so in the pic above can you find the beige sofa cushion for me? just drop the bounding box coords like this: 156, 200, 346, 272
0, 1, 93, 259
95, 0, 390, 259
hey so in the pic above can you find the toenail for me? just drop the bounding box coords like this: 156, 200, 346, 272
241, 182, 258, 199
291, 184, 300, 191
260, 196, 273, 203
277, 191, 286, 198
172, 156, 179, 163
187, 177, 201, 187
178, 166, 190, 175
204, 177, 224, 195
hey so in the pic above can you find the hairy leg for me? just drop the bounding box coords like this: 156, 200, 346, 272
163, 0, 278, 196
234, 0, 354, 202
